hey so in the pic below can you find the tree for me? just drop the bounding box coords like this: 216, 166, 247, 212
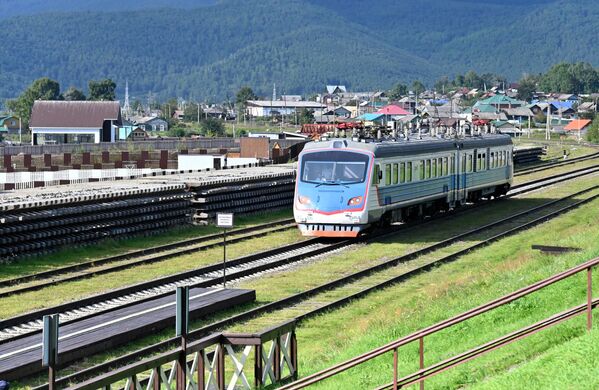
586, 117, 599, 143
516, 76, 537, 102
464, 70, 483, 89
388, 82, 408, 100
183, 103, 203, 122
201, 118, 225, 137
433, 76, 450, 94
298, 108, 314, 125
411, 80, 425, 95
236, 86, 258, 107
6, 77, 61, 126
88, 79, 116, 101
63, 86, 86, 101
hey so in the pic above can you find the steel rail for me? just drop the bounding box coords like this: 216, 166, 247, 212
0, 219, 296, 297
5, 166, 597, 340
514, 151, 599, 176
33, 183, 599, 389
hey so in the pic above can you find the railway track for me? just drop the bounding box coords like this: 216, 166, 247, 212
0, 218, 296, 297
514, 150, 599, 176
31, 176, 599, 389
3, 165, 598, 345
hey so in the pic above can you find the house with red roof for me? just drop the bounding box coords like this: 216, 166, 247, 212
564, 119, 592, 140
377, 104, 410, 119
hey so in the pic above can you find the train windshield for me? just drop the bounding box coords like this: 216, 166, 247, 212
301, 151, 370, 185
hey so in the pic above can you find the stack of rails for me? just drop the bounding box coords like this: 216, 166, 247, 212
150, 164, 297, 224
513, 146, 546, 165
0, 181, 192, 260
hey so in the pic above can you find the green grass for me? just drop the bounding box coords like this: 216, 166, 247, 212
0, 209, 293, 281
470, 328, 599, 389
291, 197, 599, 389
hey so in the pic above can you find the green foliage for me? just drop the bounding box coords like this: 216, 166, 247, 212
540, 62, 599, 94
236, 86, 258, 106
63, 86, 86, 101
6, 77, 61, 125
411, 80, 425, 94
387, 83, 408, 100
585, 117, 599, 143
516, 75, 538, 102
200, 117, 225, 137
298, 108, 314, 125
183, 103, 203, 122
0, 0, 598, 101
88, 79, 116, 101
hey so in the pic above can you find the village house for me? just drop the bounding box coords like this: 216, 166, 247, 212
130, 115, 169, 132
245, 100, 325, 118
29, 100, 122, 145
0, 115, 20, 134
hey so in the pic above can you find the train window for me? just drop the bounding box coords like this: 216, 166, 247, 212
462, 155, 466, 173
400, 162, 405, 183
490, 152, 495, 169
482, 153, 486, 170
385, 164, 392, 186
373, 164, 380, 185
476, 153, 481, 171
450, 156, 455, 174
467, 155, 473, 172
432, 159, 437, 177
443, 157, 449, 176
407, 162, 412, 182
419, 161, 425, 180
392, 163, 399, 184
425, 160, 431, 179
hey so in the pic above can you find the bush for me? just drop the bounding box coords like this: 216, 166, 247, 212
585, 118, 599, 143
201, 118, 225, 137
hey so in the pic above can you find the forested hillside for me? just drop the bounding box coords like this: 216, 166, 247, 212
0, 0, 597, 101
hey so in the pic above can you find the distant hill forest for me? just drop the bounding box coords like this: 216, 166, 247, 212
1, 0, 598, 102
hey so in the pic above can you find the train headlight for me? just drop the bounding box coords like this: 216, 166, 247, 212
298, 195, 312, 205
348, 196, 363, 206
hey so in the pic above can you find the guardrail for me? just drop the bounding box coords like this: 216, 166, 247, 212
65, 319, 297, 390
281, 256, 598, 389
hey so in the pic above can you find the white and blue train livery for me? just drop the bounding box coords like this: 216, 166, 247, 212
294, 135, 513, 237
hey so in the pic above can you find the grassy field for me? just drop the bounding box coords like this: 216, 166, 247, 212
291, 197, 599, 389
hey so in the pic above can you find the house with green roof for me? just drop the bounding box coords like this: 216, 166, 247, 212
0, 115, 19, 134
477, 94, 525, 109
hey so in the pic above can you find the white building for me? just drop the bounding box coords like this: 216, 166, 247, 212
245, 100, 326, 117
29, 100, 122, 145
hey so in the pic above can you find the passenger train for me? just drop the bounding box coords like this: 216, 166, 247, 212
293, 135, 513, 237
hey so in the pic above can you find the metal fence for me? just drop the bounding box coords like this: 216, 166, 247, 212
281, 256, 598, 389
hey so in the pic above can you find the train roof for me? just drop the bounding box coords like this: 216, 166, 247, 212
302, 135, 513, 157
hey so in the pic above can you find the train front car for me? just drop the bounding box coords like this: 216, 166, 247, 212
294, 140, 372, 237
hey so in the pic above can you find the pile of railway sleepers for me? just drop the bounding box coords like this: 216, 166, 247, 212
0, 182, 192, 260
513, 146, 546, 165
186, 169, 296, 224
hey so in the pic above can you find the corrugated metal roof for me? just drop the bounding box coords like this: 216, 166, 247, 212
30, 100, 121, 128
564, 119, 591, 131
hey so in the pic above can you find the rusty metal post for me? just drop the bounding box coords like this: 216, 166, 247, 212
393, 348, 398, 390
217, 344, 225, 390
48, 366, 55, 390
255, 344, 263, 387
588, 267, 593, 331
198, 350, 206, 390
291, 330, 298, 380
419, 337, 424, 390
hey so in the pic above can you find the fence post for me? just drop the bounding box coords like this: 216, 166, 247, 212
291, 329, 298, 380
176, 286, 189, 389
42, 314, 59, 390
419, 337, 424, 390
274, 336, 282, 382
217, 343, 225, 390
255, 343, 263, 387
588, 267, 593, 331
198, 349, 206, 390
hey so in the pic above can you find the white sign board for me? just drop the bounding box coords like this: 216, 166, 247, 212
216, 213, 234, 228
